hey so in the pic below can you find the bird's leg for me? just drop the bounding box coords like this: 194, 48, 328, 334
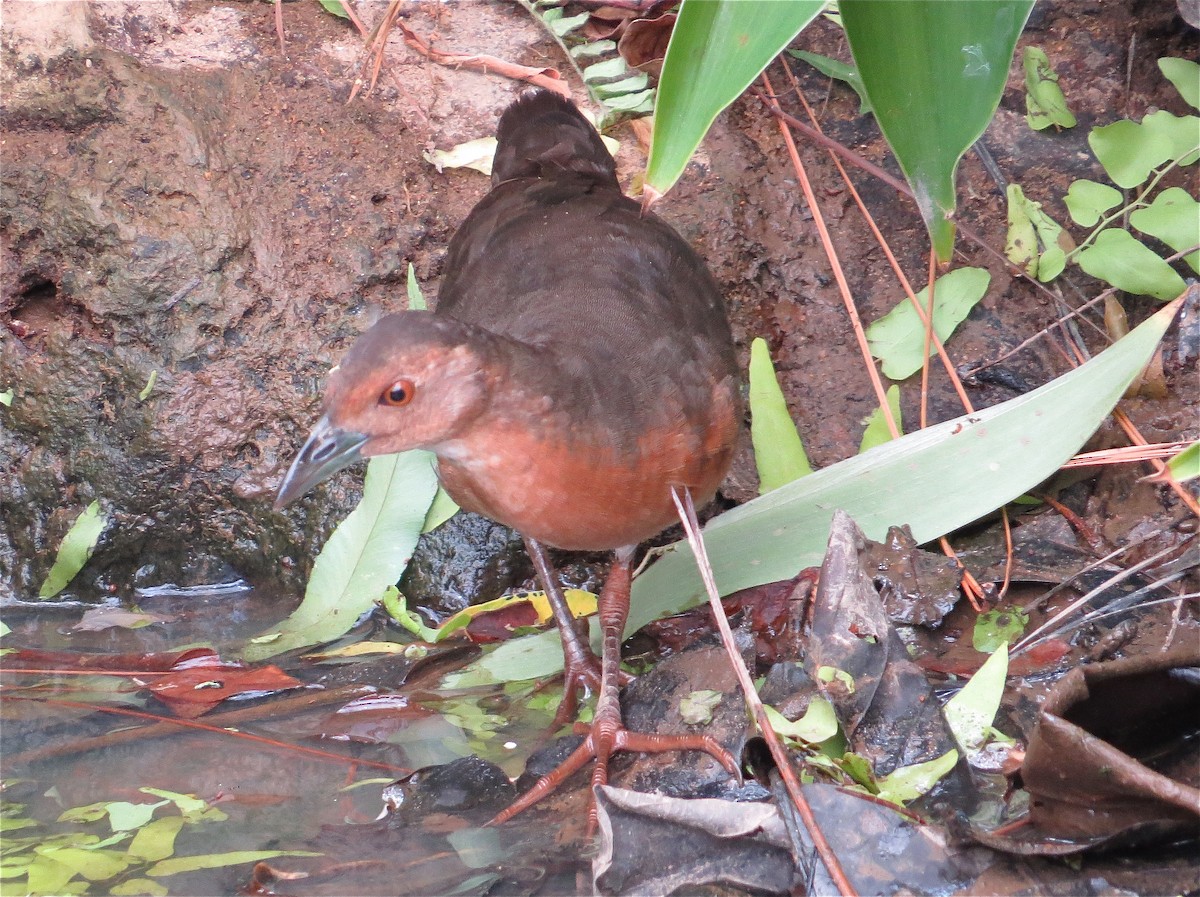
524, 537, 629, 729
490, 546, 741, 831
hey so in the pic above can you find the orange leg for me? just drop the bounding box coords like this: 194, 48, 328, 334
524, 537, 629, 729
491, 546, 741, 831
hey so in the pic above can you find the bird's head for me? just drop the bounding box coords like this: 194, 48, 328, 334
274, 312, 492, 509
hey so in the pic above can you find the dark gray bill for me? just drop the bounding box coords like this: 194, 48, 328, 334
274, 415, 368, 510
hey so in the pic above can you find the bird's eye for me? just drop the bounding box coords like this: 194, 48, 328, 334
380, 379, 415, 406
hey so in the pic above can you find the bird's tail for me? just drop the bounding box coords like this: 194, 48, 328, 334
492, 89, 618, 188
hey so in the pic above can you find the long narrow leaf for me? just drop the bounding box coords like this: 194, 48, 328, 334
445, 302, 1177, 686
646, 0, 824, 196
245, 452, 437, 660
840, 0, 1034, 260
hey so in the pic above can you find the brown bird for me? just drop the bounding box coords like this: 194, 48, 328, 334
275, 89, 742, 825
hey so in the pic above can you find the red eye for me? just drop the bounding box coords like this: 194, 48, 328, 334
380, 379, 415, 406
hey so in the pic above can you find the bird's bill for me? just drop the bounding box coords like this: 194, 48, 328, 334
273, 415, 369, 510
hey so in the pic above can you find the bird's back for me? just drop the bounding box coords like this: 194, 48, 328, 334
431, 90, 741, 550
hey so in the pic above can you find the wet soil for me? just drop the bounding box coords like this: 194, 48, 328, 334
2, 1, 1197, 895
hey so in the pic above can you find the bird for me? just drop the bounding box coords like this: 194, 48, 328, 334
274, 89, 743, 827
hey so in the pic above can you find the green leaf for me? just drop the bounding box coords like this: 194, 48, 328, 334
840, 0, 1034, 260
679, 689, 723, 725
147, 850, 321, 877
25, 854, 78, 895
35, 847, 131, 882
1129, 186, 1200, 274
1158, 57, 1200, 110
1166, 441, 1200, 483
0, 387, 12, 406
102, 801, 165, 833
591, 73, 650, 99
380, 586, 440, 642
602, 89, 656, 114
1063, 178, 1123, 227
749, 337, 812, 492
570, 40, 616, 59
858, 385, 902, 453
646, 0, 825, 196
112, 879, 168, 896
944, 643, 1008, 756
317, 0, 349, 18
126, 816, 184, 863
406, 262, 426, 310
1023, 46, 1076, 130
244, 452, 438, 659
1076, 228, 1188, 301
421, 486, 460, 533
39, 501, 106, 598
137, 370, 158, 401
875, 749, 959, 805
582, 56, 629, 82
446, 304, 1177, 686
866, 267, 991, 380
1004, 185, 1069, 281
764, 699, 839, 743
541, 8, 589, 38
973, 608, 1028, 653
1089, 110, 1200, 189
788, 50, 872, 114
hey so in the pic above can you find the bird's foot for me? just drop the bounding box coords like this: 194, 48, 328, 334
487, 711, 740, 833
543, 650, 633, 732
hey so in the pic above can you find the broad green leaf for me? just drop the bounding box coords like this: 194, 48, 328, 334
840, 0, 1034, 260
1129, 186, 1200, 273
317, 0, 349, 18
973, 608, 1028, 653
1063, 178, 1123, 227
542, 9, 589, 37
25, 854, 78, 895
858, 384, 902, 453
788, 50, 872, 114
1166, 441, 1199, 483
1158, 57, 1199, 110
147, 850, 321, 877
602, 90, 656, 114
0, 387, 12, 406
582, 56, 629, 82
944, 643, 1008, 757
591, 73, 650, 99
875, 749, 959, 805
1089, 110, 1200, 188
1077, 228, 1188, 301
35, 847, 130, 881
103, 801, 165, 832
1023, 46, 1075, 130
646, 0, 824, 196
112, 879, 168, 896
764, 699, 839, 744
571, 40, 616, 59
39, 501, 106, 598
127, 816, 184, 863
749, 337, 812, 492
866, 267, 991, 380
679, 689, 723, 726
244, 452, 438, 660
445, 303, 1177, 686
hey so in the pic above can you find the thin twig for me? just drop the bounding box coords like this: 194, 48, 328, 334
671, 486, 859, 897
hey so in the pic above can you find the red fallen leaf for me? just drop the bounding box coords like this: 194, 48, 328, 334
2, 646, 219, 672
465, 601, 541, 643
617, 12, 676, 78
918, 639, 1071, 677
144, 665, 303, 718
